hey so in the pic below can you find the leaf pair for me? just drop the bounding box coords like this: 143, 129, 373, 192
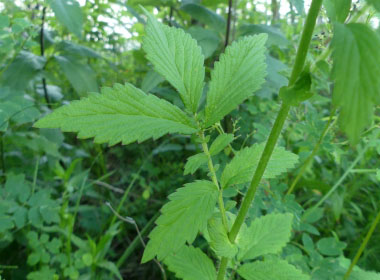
35, 10, 267, 147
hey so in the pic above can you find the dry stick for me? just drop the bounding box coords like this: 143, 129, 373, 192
287, 108, 337, 195
40, 6, 51, 108
225, 0, 233, 48
216, 0, 324, 278
106, 202, 167, 280
343, 209, 380, 280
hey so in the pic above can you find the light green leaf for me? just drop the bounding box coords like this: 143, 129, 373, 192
204, 35, 267, 127
349, 268, 380, 280
164, 246, 217, 280
208, 215, 238, 258
143, 10, 205, 113
184, 153, 208, 175
180, 3, 226, 33
221, 143, 298, 188
49, 0, 83, 38
331, 23, 380, 144
55, 55, 98, 95
238, 259, 310, 280
209, 134, 234, 156
238, 213, 293, 260
142, 180, 218, 262
35, 83, 197, 146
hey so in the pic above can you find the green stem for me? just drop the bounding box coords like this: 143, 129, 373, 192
287, 108, 336, 195
199, 131, 229, 232
217, 257, 229, 280
217, 0, 323, 278
343, 209, 380, 280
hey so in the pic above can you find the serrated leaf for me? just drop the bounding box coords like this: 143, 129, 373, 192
204, 35, 267, 127
221, 143, 298, 188
35, 83, 197, 146
143, 10, 205, 113
208, 215, 238, 258
209, 134, 234, 156
184, 153, 208, 175
142, 180, 218, 262
316, 237, 346, 256
237, 213, 293, 260
49, 0, 83, 38
350, 268, 380, 280
164, 246, 217, 280
331, 23, 380, 144
238, 259, 310, 280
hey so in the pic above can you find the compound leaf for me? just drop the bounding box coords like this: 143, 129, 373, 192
35, 83, 197, 146
164, 245, 217, 280
142, 180, 218, 262
331, 23, 380, 144
221, 143, 298, 188
205, 34, 267, 127
143, 9, 205, 113
238, 259, 310, 280
237, 213, 293, 260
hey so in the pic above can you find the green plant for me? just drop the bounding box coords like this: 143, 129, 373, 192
31, 1, 380, 280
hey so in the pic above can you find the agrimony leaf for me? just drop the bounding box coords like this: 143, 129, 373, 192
164, 245, 217, 280
49, 0, 83, 38
331, 23, 380, 144
204, 35, 267, 127
209, 134, 234, 156
237, 213, 293, 260
208, 215, 238, 258
316, 237, 346, 256
35, 83, 197, 146
143, 10, 205, 113
349, 268, 380, 280
184, 153, 208, 175
238, 259, 310, 280
142, 180, 218, 262
55, 55, 98, 95
221, 143, 298, 188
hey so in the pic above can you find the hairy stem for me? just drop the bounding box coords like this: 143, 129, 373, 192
287, 108, 336, 195
217, 0, 323, 278
344, 209, 380, 279
200, 131, 229, 232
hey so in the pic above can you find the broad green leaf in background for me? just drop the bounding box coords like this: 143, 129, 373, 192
238, 259, 310, 280
221, 143, 299, 188
239, 24, 290, 47
164, 246, 217, 280
289, 0, 305, 14
35, 83, 197, 146
187, 26, 221, 59
184, 153, 208, 175
208, 215, 238, 258
142, 181, 218, 262
141, 70, 164, 93
55, 55, 98, 95
331, 23, 380, 144
324, 0, 352, 23
366, 0, 380, 12
143, 10, 205, 113
180, 2, 226, 33
1, 51, 46, 90
237, 213, 293, 260
209, 133, 234, 156
57, 41, 102, 59
316, 237, 346, 256
49, 0, 83, 38
204, 34, 267, 127
349, 268, 380, 280
4, 174, 30, 204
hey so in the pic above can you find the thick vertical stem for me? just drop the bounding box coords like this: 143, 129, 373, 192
216, 0, 323, 278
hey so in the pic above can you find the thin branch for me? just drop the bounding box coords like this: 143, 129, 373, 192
92, 180, 124, 194
40, 6, 51, 108
224, 0, 233, 48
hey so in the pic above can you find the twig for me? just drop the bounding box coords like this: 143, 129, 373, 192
224, 0, 233, 48
92, 180, 124, 193
106, 202, 167, 280
40, 6, 51, 108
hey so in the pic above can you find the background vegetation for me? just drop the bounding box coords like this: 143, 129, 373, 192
0, 0, 380, 279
